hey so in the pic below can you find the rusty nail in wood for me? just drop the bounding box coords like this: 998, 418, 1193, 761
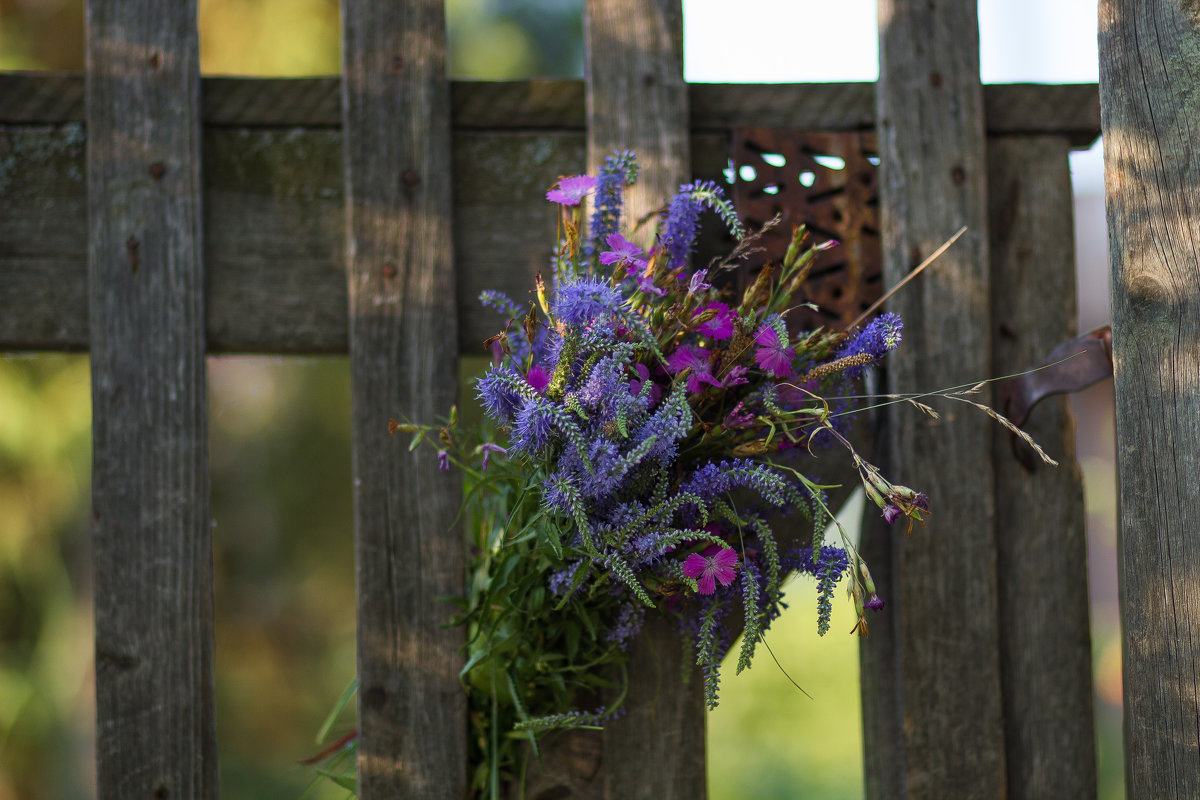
149, 162, 166, 180
402, 169, 419, 186
126, 235, 140, 274
148, 52, 161, 69
930, 72, 943, 88
382, 262, 397, 278
951, 166, 966, 185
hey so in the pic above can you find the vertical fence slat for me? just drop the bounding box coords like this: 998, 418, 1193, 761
341, 1, 465, 796
1099, 1, 1200, 795
85, 1, 215, 797
587, 1, 705, 798
866, 1, 1005, 797
988, 136, 1096, 799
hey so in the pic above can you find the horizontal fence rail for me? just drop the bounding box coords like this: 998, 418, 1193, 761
0, 73, 1101, 138
0, 75, 1101, 357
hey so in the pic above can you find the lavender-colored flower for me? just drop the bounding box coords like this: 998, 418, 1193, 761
513, 399, 556, 453
553, 279, 623, 326
635, 269, 666, 297
688, 269, 713, 295
479, 442, 507, 471
546, 174, 597, 206
720, 364, 749, 388
865, 593, 886, 611
436, 450, 449, 472
882, 504, 903, 525
753, 326, 794, 377
589, 151, 638, 249
476, 365, 525, 423
695, 301, 735, 340
526, 363, 550, 394
599, 232, 648, 270
684, 546, 739, 595
723, 402, 755, 429
837, 312, 904, 378
666, 345, 722, 394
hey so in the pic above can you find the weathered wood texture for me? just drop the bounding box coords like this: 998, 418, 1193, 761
341, 1, 465, 795
865, 1, 1005, 798
0, 78, 1103, 355
988, 136, 1095, 799
84, 1, 216, 798
1099, 1, 1200, 795
591, 2, 706, 798
0, 72, 1102, 143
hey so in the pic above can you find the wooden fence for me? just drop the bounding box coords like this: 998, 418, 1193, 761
0, 0, 1196, 797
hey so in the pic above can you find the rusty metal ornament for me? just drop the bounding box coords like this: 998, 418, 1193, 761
731, 129, 882, 331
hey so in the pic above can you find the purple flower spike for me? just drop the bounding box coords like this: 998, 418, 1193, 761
437, 450, 449, 472
683, 545, 739, 595
753, 326, 795, 377
599, 233, 648, 270
546, 174, 597, 206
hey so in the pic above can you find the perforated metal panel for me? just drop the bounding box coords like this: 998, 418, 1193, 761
731, 129, 882, 331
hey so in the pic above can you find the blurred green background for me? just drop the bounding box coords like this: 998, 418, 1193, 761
0, 1, 1121, 798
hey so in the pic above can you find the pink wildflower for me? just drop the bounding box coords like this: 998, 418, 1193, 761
666, 345, 722, 394
526, 363, 550, 394
546, 174, 597, 206
683, 545, 739, 595
599, 233, 648, 270
695, 301, 735, 340
753, 326, 795, 377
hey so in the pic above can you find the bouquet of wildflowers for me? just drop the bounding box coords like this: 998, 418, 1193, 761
311, 151, 938, 796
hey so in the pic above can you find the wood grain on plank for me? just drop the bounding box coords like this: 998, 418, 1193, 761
1099, 1, 1200, 795
988, 136, 1096, 800
341, 1, 467, 795
84, 0, 216, 797
865, 1, 1005, 797
0, 72, 1102, 144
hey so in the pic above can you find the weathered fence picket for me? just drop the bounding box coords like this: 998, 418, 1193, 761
1099, 0, 1200, 796
84, 0, 216, 797
988, 136, 1096, 799
867, 1, 1007, 796
341, 0, 466, 795
2, 0, 1161, 796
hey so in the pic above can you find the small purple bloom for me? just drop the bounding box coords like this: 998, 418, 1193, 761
753, 326, 795, 377
688, 269, 713, 295
437, 450, 449, 472
628, 363, 663, 406
683, 545, 739, 595
546, 174, 597, 206
724, 402, 755, 429
599, 232, 648, 270
635, 269, 666, 297
666, 345, 722, 394
526, 363, 550, 394
882, 504, 903, 525
720, 364, 749, 388
480, 442, 507, 471
865, 593, 886, 611
695, 301, 735, 340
